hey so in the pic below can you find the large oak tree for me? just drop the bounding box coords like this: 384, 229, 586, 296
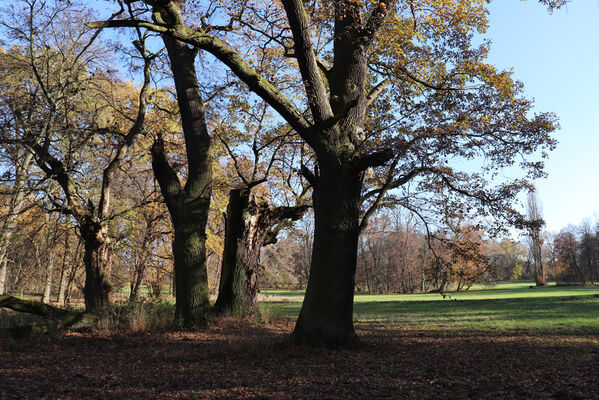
93, 0, 558, 346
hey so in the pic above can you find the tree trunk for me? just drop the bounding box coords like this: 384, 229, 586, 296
0, 259, 8, 296
151, 35, 213, 327
293, 163, 362, 347
81, 224, 112, 311
215, 188, 308, 316
171, 215, 211, 326
56, 228, 70, 304
129, 263, 145, 302
57, 264, 67, 305
215, 188, 259, 315
41, 254, 54, 304
64, 238, 83, 307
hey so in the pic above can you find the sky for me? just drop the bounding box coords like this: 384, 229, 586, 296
484, 0, 599, 232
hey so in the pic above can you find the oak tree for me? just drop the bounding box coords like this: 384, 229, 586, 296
93, 0, 558, 346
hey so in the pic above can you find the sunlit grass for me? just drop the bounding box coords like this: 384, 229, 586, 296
260, 281, 599, 335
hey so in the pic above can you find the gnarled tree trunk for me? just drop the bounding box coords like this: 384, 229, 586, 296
80, 223, 112, 311
215, 188, 307, 315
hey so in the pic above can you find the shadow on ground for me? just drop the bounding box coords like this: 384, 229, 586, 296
1, 322, 598, 399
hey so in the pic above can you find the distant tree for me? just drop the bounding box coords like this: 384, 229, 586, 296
487, 239, 527, 280
578, 221, 598, 283
526, 191, 546, 286
554, 228, 584, 283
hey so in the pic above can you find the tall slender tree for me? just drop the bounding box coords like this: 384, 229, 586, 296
526, 190, 546, 286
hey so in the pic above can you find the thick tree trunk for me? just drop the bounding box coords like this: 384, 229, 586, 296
172, 215, 211, 326
293, 163, 362, 347
214, 189, 264, 315
151, 35, 213, 327
215, 188, 308, 316
81, 224, 112, 311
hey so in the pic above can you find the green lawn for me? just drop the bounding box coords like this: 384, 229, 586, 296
261, 281, 599, 336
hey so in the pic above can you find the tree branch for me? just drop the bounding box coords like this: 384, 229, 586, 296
281, 0, 334, 124
150, 132, 182, 207
366, 79, 391, 108
87, 13, 316, 147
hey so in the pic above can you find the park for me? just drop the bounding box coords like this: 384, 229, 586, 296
1, 0, 598, 398
2, 282, 599, 398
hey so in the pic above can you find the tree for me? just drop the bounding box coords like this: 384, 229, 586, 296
554, 228, 584, 283
526, 190, 545, 286
0, 0, 155, 311
213, 101, 309, 315
487, 239, 526, 280
148, 7, 216, 326
93, 0, 558, 346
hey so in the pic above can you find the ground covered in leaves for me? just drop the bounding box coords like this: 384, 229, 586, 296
2, 319, 598, 399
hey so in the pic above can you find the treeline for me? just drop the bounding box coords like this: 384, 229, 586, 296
546, 222, 599, 285
0, 0, 564, 347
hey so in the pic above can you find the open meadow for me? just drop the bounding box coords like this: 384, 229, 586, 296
1, 282, 599, 399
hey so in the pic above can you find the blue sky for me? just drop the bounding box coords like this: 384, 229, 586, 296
485, 0, 599, 232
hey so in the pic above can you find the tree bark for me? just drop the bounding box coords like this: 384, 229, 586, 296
214, 188, 307, 316
80, 223, 112, 311
41, 254, 54, 304
130, 263, 146, 302
56, 227, 70, 305
151, 34, 213, 327
293, 163, 362, 347
57, 263, 67, 305
0, 260, 8, 296
171, 214, 211, 326
215, 188, 257, 315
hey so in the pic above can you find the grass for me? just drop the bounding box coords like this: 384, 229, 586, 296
261, 281, 599, 336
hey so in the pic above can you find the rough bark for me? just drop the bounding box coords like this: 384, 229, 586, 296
214, 188, 307, 315
80, 222, 112, 311
150, 34, 212, 327
292, 163, 363, 347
